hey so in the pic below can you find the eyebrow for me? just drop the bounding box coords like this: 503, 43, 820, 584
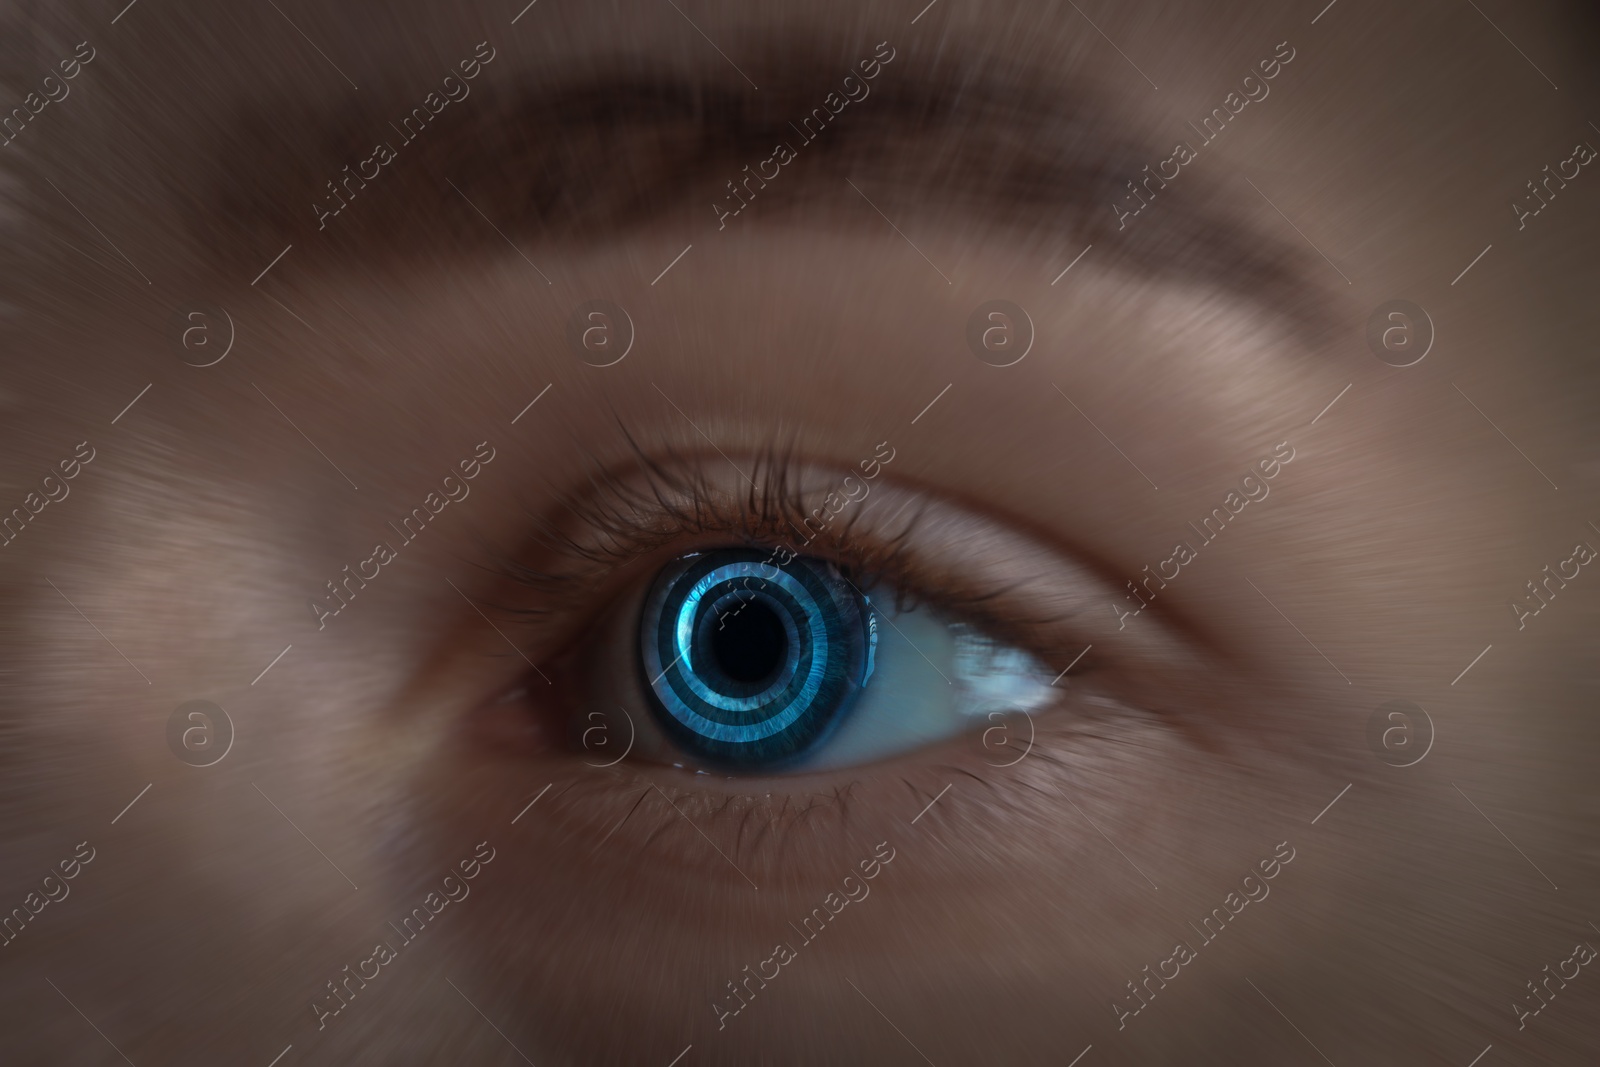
202, 47, 1329, 331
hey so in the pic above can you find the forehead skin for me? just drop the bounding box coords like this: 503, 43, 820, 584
1, 1, 1598, 1066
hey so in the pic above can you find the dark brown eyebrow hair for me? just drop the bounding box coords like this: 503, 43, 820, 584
187, 47, 1330, 334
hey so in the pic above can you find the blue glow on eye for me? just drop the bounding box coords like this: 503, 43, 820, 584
639, 550, 876, 769
628, 549, 1062, 774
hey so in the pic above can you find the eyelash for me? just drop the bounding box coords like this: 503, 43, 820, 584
484, 435, 1080, 673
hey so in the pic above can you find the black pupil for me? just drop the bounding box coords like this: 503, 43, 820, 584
711, 598, 786, 684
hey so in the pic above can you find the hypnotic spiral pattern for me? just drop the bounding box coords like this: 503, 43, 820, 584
639, 549, 876, 769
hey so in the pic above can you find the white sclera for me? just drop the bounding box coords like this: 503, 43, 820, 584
797, 596, 1058, 771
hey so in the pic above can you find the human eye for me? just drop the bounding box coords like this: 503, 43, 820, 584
623, 545, 1058, 775
462, 447, 1201, 788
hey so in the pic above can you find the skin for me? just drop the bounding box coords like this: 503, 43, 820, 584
1, 1, 1598, 1064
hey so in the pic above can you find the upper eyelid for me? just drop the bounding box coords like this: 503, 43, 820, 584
483, 446, 1204, 682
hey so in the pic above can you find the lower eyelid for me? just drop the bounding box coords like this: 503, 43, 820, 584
451, 674, 1175, 894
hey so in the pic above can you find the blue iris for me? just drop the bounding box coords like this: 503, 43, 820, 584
639, 549, 877, 770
